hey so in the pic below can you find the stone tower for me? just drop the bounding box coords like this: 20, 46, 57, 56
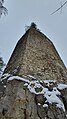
0, 24, 67, 119
4, 24, 67, 82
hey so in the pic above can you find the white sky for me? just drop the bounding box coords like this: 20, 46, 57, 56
0, 0, 67, 67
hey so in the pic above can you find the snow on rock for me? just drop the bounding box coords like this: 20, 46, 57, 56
57, 84, 67, 90
3, 85, 6, 88
1, 73, 11, 81
43, 80, 56, 87
27, 75, 36, 79
24, 83, 28, 86
43, 104, 48, 107
8, 76, 29, 83
38, 103, 41, 106
1, 73, 67, 112
45, 91, 65, 111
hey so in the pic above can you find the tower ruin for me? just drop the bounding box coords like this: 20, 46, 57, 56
4, 24, 67, 82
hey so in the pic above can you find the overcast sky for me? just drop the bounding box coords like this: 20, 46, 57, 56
0, 0, 67, 67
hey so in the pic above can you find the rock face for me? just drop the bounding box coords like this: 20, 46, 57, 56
0, 26, 67, 119
0, 75, 67, 119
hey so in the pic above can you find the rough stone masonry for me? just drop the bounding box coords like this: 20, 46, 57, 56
0, 24, 67, 119
4, 26, 67, 82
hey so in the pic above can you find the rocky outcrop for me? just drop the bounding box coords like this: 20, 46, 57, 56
0, 74, 67, 119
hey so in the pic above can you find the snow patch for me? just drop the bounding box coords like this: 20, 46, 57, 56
38, 103, 41, 106
1, 74, 67, 112
45, 91, 65, 111
24, 80, 65, 111
43, 104, 48, 107
57, 84, 67, 90
3, 85, 6, 88
24, 83, 28, 86
27, 75, 36, 79
8, 76, 30, 83
1, 73, 11, 81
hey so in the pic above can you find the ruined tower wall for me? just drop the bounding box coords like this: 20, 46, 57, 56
18, 28, 67, 81
4, 31, 29, 74
4, 28, 67, 82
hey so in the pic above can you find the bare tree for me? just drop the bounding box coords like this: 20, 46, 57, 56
0, 0, 8, 17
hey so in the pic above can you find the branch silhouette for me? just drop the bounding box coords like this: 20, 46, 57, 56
51, 1, 67, 15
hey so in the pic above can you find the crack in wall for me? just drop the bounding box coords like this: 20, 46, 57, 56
35, 95, 42, 119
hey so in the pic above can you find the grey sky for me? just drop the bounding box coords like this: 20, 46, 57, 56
0, 0, 67, 67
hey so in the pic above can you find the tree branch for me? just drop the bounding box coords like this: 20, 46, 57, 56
51, 1, 67, 15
